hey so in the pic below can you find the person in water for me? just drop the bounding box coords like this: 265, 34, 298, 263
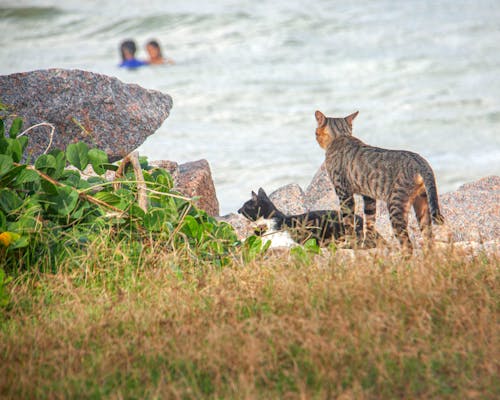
119, 40, 147, 68
145, 39, 175, 65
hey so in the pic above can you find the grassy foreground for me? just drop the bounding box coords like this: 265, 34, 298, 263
1, 242, 498, 399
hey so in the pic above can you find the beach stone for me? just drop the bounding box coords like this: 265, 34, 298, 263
0, 69, 172, 162
217, 213, 254, 240
269, 183, 306, 215
149, 160, 180, 183
151, 159, 220, 217
174, 159, 220, 217
438, 176, 499, 242
305, 162, 339, 210
456, 175, 500, 192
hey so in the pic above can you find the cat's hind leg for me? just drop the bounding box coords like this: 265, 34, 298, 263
413, 192, 432, 245
388, 190, 413, 252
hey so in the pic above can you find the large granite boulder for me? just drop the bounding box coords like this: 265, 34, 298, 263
0, 69, 172, 162
438, 176, 499, 242
150, 159, 219, 217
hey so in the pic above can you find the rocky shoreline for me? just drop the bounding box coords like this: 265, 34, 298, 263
2, 69, 498, 255
219, 169, 499, 253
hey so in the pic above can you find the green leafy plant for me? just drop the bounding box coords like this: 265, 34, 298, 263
290, 238, 321, 265
0, 117, 238, 270
0, 267, 12, 308
241, 235, 272, 263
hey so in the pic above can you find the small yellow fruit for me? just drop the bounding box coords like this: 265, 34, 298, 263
0, 232, 13, 247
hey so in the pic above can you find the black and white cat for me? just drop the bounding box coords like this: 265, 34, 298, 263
238, 188, 380, 248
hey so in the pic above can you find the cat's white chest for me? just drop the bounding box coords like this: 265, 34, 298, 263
252, 218, 297, 248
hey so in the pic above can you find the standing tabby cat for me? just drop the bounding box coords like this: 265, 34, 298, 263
314, 110, 444, 251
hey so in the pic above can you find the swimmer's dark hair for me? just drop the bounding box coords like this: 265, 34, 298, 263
147, 39, 163, 57
120, 40, 137, 61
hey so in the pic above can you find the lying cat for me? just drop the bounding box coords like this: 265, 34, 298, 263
315, 110, 444, 251
238, 188, 382, 248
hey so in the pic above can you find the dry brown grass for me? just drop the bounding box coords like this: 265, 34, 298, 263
0, 244, 498, 399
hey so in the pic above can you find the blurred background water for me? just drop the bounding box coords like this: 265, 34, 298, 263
1, 0, 499, 214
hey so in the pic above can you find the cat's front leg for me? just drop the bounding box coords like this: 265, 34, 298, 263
336, 188, 357, 244
363, 195, 377, 247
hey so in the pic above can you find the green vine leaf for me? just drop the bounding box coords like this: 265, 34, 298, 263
88, 148, 108, 175
7, 138, 22, 162
0, 189, 23, 213
49, 149, 66, 179
17, 136, 28, 152
9, 117, 23, 139
15, 168, 40, 186
35, 154, 57, 176
47, 186, 79, 216
93, 191, 122, 206
0, 165, 26, 187
0, 154, 13, 176
66, 142, 89, 171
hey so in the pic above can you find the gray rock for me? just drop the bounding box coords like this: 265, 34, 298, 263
177, 160, 220, 217
438, 176, 499, 242
151, 159, 220, 217
269, 183, 306, 215
456, 175, 500, 192
305, 162, 339, 210
217, 213, 254, 240
149, 160, 180, 183
0, 69, 172, 162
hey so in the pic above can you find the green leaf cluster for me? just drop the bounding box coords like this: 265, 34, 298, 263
0, 117, 239, 271
241, 235, 272, 263
290, 239, 321, 265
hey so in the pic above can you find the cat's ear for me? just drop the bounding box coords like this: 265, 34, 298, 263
258, 188, 268, 199
345, 111, 359, 127
315, 110, 327, 127
251, 191, 258, 201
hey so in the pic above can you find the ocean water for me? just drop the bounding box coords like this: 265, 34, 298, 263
1, 0, 499, 214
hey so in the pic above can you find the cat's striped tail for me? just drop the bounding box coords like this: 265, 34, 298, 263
420, 166, 445, 225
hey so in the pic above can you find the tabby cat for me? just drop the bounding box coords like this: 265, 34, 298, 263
314, 110, 444, 251
238, 188, 381, 247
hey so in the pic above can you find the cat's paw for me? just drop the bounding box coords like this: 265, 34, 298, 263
362, 231, 387, 249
